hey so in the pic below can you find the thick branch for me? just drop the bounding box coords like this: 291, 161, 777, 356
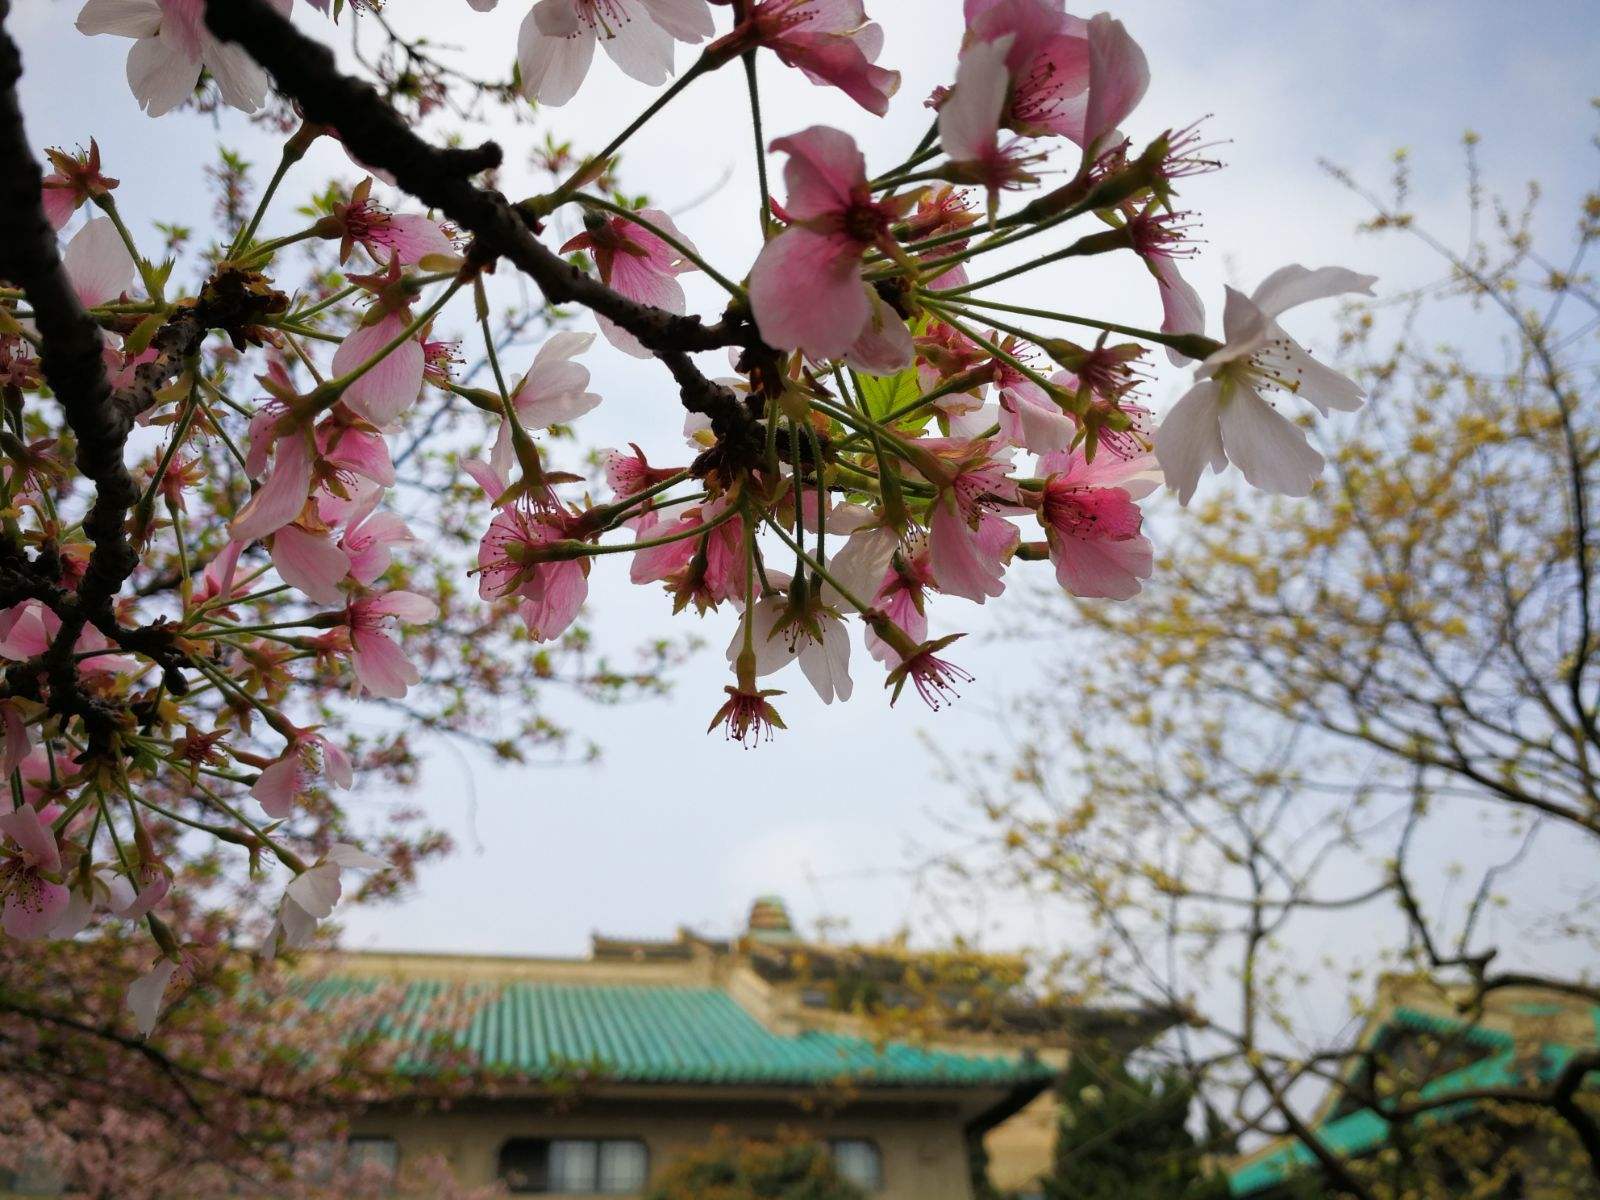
0, 3, 138, 613
203, 0, 757, 440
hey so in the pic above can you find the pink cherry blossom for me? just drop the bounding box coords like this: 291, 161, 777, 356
339, 496, 413, 587
270, 524, 351, 606
997, 375, 1075, 455
0, 803, 69, 940
313, 407, 396, 520
708, 685, 787, 746
882, 633, 973, 710
1121, 205, 1206, 365
862, 534, 933, 665
725, 582, 854, 704
517, 0, 715, 106
232, 425, 315, 545
343, 591, 438, 698
323, 179, 458, 265
251, 731, 354, 820
916, 440, 1020, 603
76, 0, 294, 117
599, 444, 680, 497
330, 310, 425, 427
263, 843, 387, 959
629, 501, 744, 611
127, 956, 180, 1036
41, 141, 118, 231
0, 600, 133, 677
114, 860, 172, 922
476, 503, 590, 643
748, 126, 913, 364
563, 210, 701, 357
490, 333, 602, 477
61, 216, 136, 309
1038, 448, 1156, 600
192, 539, 245, 611
939, 35, 1041, 212
0, 701, 31, 778
962, 1, 1147, 150
724, 0, 900, 116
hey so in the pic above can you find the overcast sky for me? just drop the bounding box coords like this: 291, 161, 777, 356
13, 2, 1600, 975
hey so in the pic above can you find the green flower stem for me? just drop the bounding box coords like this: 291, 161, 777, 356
474, 278, 546, 490
228, 139, 302, 260
761, 512, 873, 614
937, 293, 1219, 357
577, 194, 745, 297
743, 51, 772, 237
917, 227, 1126, 294
92, 193, 164, 304
580, 500, 741, 557
552, 54, 715, 203
313, 278, 464, 411
870, 140, 940, 188
289, 281, 363, 323
241, 226, 319, 267
921, 301, 1060, 396
193, 381, 252, 469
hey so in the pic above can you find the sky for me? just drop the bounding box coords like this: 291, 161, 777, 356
12, 1, 1600, 985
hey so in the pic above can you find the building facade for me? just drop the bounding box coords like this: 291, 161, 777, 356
305, 896, 1169, 1198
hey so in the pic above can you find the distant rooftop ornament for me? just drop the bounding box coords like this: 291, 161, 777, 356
746, 894, 798, 942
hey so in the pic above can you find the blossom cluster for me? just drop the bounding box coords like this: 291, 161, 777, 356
0, 0, 1372, 1033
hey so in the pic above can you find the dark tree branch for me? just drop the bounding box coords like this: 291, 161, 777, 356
0, 1, 138, 615
203, 0, 762, 443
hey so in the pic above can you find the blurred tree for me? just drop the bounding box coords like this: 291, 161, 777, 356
642, 1129, 867, 1200
947, 123, 1600, 1200
1043, 1053, 1230, 1200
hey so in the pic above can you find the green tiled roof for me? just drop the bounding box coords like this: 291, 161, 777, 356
1229, 1006, 1600, 1196
304, 977, 1053, 1089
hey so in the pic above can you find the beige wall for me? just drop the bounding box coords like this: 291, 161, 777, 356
353, 1105, 979, 1200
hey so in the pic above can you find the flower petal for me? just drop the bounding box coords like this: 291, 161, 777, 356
1153, 379, 1226, 506
1216, 384, 1325, 498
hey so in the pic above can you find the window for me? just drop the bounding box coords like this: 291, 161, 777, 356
347, 1136, 400, 1176
0, 1157, 66, 1195
829, 1140, 883, 1191
499, 1139, 649, 1194
298, 1136, 399, 1185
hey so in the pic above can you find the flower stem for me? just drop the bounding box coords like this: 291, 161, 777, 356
554, 55, 714, 202
742, 51, 772, 238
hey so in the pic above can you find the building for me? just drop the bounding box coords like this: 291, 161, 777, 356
1228, 975, 1600, 1199
307, 896, 1172, 1198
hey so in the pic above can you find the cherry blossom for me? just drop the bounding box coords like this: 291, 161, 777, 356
939, 35, 1041, 214
0, 803, 68, 940
517, 0, 715, 106
319, 178, 458, 266
490, 332, 602, 477
75, 0, 293, 117
1037, 446, 1157, 599
748, 125, 914, 363
563, 210, 701, 357
251, 731, 354, 820
1154, 265, 1377, 503
716, 0, 900, 115
342, 591, 438, 698
40, 140, 117, 231
331, 307, 426, 427
61, 217, 135, 309
476, 498, 592, 643
263, 843, 388, 959
725, 575, 854, 704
